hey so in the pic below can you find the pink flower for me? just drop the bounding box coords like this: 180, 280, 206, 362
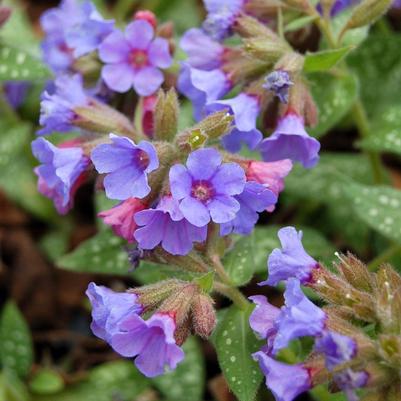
98, 197, 146, 242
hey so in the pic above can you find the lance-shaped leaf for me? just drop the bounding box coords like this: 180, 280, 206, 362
304, 46, 354, 72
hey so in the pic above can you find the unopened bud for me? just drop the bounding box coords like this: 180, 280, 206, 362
244, 0, 285, 19
174, 317, 191, 346
234, 14, 279, 38
176, 111, 234, 151
191, 294, 216, 338
335, 253, 374, 293
244, 38, 289, 63
275, 52, 305, 74
74, 99, 138, 138
158, 284, 199, 326
154, 89, 179, 142
130, 279, 184, 309
133, 10, 157, 29
342, 0, 392, 33
157, 21, 174, 39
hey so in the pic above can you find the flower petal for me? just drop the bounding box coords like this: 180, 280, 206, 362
148, 37, 172, 68
101, 63, 135, 93
125, 20, 154, 49
179, 196, 210, 227
132, 67, 164, 96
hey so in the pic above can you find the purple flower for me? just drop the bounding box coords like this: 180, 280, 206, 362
31, 137, 89, 214
220, 182, 277, 236
315, 331, 357, 370
99, 20, 172, 96
334, 370, 368, 401
4, 81, 30, 109
393, 0, 401, 8
110, 312, 185, 377
169, 148, 245, 227
259, 112, 320, 169
272, 279, 326, 354
202, 0, 245, 41
180, 28, 224, 70
177, 63, 231, 120
260, 226, 319, 287
91, 134, 159, 201
263, 71, 293, 104
253, 351, 311, 401
249, 295, 280, 340
134, 196, 208, 255
204, 93, 263, 152
38, 74, 89, 136
40, 0, 77, 72
64, 1, 114, 58
86, 282, 143, 342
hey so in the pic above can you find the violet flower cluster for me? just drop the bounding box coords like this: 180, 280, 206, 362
250, 227, 401, 400
178, 0, 321, 167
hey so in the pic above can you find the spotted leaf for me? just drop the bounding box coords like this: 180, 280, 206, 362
344, 182, 401, 243
0, 301, 33, 378
0, 45, 49, 81
212, 305, 263, 401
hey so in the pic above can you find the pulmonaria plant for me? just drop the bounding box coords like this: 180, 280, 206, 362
28, 0, 401, 398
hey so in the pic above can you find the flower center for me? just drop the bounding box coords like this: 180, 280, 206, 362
191, 180, 214, 202
129, 49, 148, 68
135, 149, 150, 170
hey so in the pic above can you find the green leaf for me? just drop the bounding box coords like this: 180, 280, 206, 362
0, 370, 30, 401
284, 153, 377, 252
310, 384, 347, 401
253, 225, 336, 273
359, 106, 401, 156
223, 235, 255, 286
213, 305, 263, 401
0, 302, 33, 378
195, 272, 215, 293
348, 33, 401, 116
29, 369, 64, 395
95, 192, 117, 231
0, 45, 49, 81
57, 230, 132, 275
153, 337, 205, 401
344, 182, 401, 243
1, 0, 40, 53
304, 47, 354, 72
57, 229, 199, 282
32, 361, 150, 401
308, 73, 357, 138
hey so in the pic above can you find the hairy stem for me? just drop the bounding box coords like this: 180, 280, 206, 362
213, 282, 250, 310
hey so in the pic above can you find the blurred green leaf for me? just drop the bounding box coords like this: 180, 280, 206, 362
308, 73, 357, 138
213, 305, 263, 401
284, 153, 376, 252
0, 45, 49, 81
95, 191, 117, 231
1, 0, 40, 54
57, 230, 132, 275
153, 337, 205, 401
304, 46, 354, 72
223, 235, 255, 286
0, 370, 30, 401
0, 302, 33, 378
29, 369, 64, 395
253, 225, 336, 273
344, 182, 401, 243
33, 361, 150, 401
348, 33, 401, 116
359, 106, 401, 155
57, 229, 199, 282
311, 384, 347, 401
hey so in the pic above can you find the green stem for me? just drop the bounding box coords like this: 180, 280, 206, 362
352, 100, 384, 184
367, 243, 401, 271
210, 254, 233, 286
213, 282, 249, 310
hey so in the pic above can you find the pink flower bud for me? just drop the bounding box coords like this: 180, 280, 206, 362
191, 294, 216, 338
133, 10, 157, 29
